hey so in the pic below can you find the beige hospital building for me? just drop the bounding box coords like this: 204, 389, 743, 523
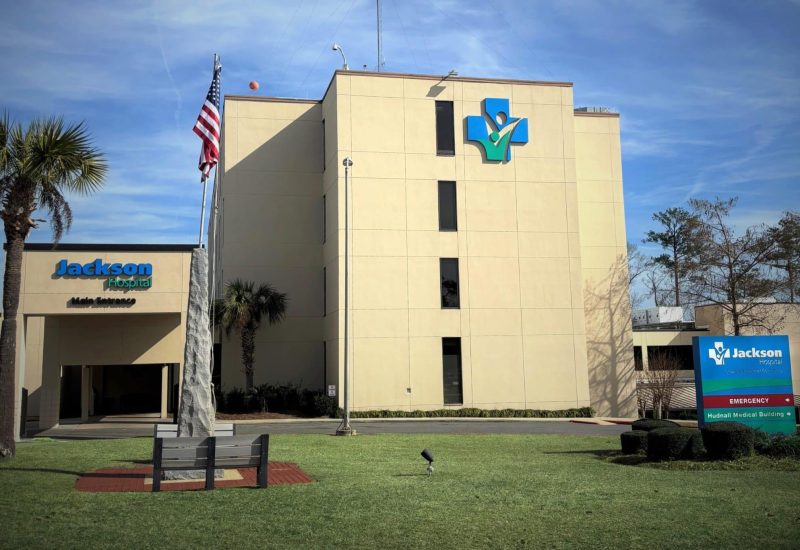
13, 70, 640, 434
213, 71, 635, 418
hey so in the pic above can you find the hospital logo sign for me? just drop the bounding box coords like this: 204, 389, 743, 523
55, 259, 153, 290
466, 98, 528, 162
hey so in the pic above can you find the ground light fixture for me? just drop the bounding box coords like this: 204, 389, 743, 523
332, 43, 349, 71
421, 448, 434, 475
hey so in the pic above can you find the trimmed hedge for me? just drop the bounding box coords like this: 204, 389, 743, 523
759, 434, 800, 458
347, 407, 594, 419
620, 430, 648, 454
647, 427, 704, 461
631, 418, 680, 432
701, 422, 754, 460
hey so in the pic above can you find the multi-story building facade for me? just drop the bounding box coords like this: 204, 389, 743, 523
215, 70, 635, 417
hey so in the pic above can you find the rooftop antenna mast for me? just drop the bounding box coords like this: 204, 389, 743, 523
377, 0, 383, 71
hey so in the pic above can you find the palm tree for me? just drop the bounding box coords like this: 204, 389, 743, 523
0, 114, 106, 457
214, 279, 287, 392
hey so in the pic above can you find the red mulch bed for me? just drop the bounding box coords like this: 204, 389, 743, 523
75, 462, 313, 493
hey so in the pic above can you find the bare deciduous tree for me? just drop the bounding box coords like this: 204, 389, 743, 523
767, 211, 800, 303
685, 197, 782, 335
641, 352, 679, 419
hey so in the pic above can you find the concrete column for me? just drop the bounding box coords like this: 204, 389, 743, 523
39, 318, 61, 430
13, 316, 26, 441
80, 365, 90, 422
161, 364, 169, 419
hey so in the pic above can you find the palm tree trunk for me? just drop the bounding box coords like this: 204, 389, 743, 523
0, 234, 25, 457
241, 327, 255, 392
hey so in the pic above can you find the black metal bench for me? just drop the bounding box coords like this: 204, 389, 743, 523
152, 434, 269, 492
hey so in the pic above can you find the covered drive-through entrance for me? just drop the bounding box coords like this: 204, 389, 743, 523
59, 363, 179, 421
13, 244, 193, 433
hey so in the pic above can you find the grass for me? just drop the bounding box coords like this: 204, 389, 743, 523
1, 434, 799, 549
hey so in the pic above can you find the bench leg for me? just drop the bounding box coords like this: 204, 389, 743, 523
257, 434, 269, 488
206, 436, 216, 490
152, 438, 163, 492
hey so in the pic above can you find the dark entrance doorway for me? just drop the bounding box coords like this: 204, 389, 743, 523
95, 365, 161, 415
60, 365, 82, 419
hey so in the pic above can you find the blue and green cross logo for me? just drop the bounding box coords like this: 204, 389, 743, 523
466, 98, 528, 161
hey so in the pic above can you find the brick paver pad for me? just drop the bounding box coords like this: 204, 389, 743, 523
75, 462, 313, 492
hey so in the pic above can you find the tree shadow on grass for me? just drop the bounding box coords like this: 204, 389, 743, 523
543, 449, 649, 466
0, 467, 148, 478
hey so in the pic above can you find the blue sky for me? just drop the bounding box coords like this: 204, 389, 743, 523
2, 0, 799, 255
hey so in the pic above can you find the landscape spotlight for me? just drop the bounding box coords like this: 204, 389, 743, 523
421, 448, 434, 475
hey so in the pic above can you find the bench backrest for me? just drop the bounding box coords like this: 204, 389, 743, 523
156, 434, 267, 470
154, 423, 235, 438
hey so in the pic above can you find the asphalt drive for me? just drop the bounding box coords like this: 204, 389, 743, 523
31, 419, 628, 439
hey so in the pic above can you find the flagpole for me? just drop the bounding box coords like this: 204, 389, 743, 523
197, 53, 219, 247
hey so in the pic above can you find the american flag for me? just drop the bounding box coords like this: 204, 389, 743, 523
193, 57, 221, 182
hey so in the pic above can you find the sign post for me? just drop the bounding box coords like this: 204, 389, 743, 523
693, 335, 796, 435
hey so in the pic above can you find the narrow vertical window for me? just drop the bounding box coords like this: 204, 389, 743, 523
322, 119, 326, 171
438, 181, 457, 231
442, 338, 463, 405
323, 194, 327, 244
323, 341, 327, 388
323, 266, 327, 317
440, 258, 460, 309
435, 101, 455, 156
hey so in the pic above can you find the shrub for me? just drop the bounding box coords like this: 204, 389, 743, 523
249, 384, 271, 412
647, 427, 704, 461
346, 407, 594, 419
213, 385, 226, 412
753, 429, 771, 454
620, 430, 648, 454
307, 392, 338, 418
225, 387, 248, 413
631, 418, 680, 432
701, 422, 754, 460
760, 434, 800, 458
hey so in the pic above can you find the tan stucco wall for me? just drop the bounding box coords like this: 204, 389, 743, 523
15, 248, 191, 429
218, 98, 325, 391
218, 71, 634, 414
575, 113, 636, 417
632, 329, 708, 379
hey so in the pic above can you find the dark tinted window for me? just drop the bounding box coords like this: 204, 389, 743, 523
323, 266, 327, 316
322, 119, 326, 171
442, 337, 463, 405
647, 345, 694, 370
435, 101, 455, 155
322, 194, 326, 243
438, 181, 457, 231
440, 258, 460, 308
634, 346, 643, 371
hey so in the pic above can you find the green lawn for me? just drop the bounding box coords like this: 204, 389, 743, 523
1, 434, 799, 549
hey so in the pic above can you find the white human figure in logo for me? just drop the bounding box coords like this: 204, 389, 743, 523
708, 342, 729, 366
